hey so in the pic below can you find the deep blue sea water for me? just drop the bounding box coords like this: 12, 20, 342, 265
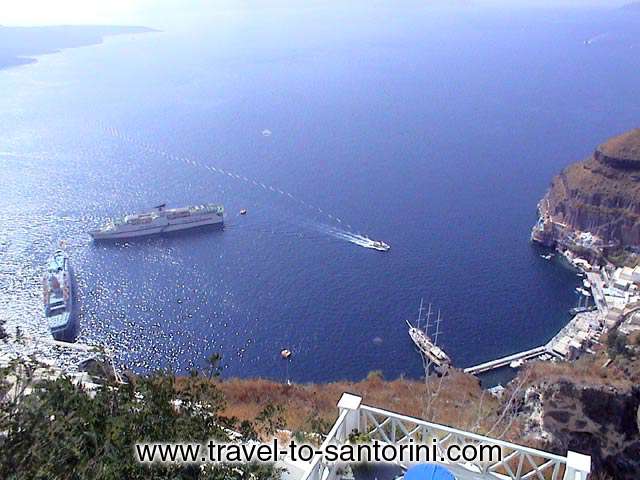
1, 4, 639, 383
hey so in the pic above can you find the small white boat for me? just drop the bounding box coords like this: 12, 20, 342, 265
510, 359, 524, 369
540, 253, 553, 260
367, 240, 390, 252
281, 349, 292, 359
240, 209, 247, 215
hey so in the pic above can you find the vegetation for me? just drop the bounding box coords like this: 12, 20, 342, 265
215, 369, 499, 437
607, 329, 629, 359
603, 247, 640, 269
0, 352, 280, 480
347, 430, 371, 444
2, 312, 638, 478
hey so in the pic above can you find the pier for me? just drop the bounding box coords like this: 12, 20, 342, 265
464, 310, 604, 376
463, 346, 549, 375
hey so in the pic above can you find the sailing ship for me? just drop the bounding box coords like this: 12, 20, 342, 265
406, 300, 452, 369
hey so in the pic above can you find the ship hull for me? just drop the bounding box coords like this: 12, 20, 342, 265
45, 258, 78, 342
90, 214, 223, 240
50, 309, 78, 342
408, 326, 451, 367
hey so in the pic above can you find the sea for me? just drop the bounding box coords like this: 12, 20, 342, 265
1, 3, 639, 384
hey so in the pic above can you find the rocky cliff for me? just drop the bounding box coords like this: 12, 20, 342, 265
523, 379, 640, 479
532, 129, 640, 252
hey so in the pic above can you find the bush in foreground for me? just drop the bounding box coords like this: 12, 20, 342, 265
0, 357, 280, 480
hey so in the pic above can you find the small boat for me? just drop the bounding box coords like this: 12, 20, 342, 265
510, 359, 524, 369
240, 209, 247, 215
570, 305, 595, 315
371, 240, 390, 251
540, 253, 553, 260
281, 349, 292, 359
367, 240, 390, 252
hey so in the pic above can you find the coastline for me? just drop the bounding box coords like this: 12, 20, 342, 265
468, 192, 640, 383
530, 205, 640, 348
0, 25, 158, 72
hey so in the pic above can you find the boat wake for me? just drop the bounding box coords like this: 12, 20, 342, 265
102, 125, 391, 251
327, 228, 390, 251
584, 33, 608, 45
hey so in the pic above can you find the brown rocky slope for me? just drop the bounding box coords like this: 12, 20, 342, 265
518, 350, 640, 480
533, 129, 640, 251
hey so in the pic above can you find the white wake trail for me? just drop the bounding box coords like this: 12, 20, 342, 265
103, 125, 388, 251
324, 227, 382, 249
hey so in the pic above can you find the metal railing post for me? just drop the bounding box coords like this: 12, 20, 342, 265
336, 393, 362, 440
299, 394, 592, 480
563, 451, 591, 480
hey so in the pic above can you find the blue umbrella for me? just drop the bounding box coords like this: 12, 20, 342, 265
404, 464, 455, 480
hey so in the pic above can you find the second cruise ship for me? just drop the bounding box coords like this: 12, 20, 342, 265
43, 249, 77, 342
89, 203, 224, 240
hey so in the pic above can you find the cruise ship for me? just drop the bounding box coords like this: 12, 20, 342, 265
43, 250, 77, 342
89, 203, 224, 240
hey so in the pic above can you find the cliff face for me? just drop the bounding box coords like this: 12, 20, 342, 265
523, 380, 640, 479
533, 129, 640, 250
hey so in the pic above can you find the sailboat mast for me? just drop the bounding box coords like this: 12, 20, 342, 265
433, 309, 442, 347
424, 302, 433, 336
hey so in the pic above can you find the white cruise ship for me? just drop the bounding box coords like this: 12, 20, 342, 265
43, 249, 77, 342
89, 203, 224, 240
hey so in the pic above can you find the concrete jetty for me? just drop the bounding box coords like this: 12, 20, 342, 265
464, 257, 640, 378
465, 310, 604, 376
463, 346, 548, 375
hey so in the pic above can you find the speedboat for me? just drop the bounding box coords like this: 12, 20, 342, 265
369, 240, 390, 252
240, 209, 247, 215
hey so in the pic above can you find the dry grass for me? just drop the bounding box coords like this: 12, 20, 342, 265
598, 128, 640, 162
215, 369, 501, 436
171, 348, 640, 479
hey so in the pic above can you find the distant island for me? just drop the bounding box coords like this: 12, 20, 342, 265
0, 25, 156, 70
620, 1, 640, 11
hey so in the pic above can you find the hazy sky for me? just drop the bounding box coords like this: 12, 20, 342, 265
1, 0, 631, 27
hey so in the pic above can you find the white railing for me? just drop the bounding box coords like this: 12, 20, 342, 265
295, 393, 591, 480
